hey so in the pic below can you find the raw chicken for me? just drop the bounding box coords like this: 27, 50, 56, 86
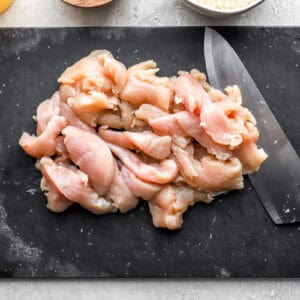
59, 84, 77, 103
59, 100, 96, 134
135, 103, 168, 122
40, 176, 73, 213
63, 126, 114, 195
121, 166, 163, 200
172, 144, 243, 192
121, 61, 172, 111
20, 51, 267, 230
40, 157, 115, 214
99, 128, 172, 160
107, 143, 178, 184
149, 185, 212, 230
173, 71, 205, 115
67, 92, 118, 127
105, 161, 139, 213
58, 56, 112, 93
175, 111, 232, 160
19, 116, 67, 158
36, 92, 60, 135
97, 110, 124, 129
149, 114, 187, 137
96, 52, 128, 92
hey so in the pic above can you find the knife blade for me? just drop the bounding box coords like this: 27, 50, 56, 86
204, 27, 300, 224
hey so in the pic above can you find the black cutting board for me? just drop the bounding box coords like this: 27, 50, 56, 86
0, 27, 299, 278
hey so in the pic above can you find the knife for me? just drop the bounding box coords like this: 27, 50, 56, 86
204, 27, 300, 224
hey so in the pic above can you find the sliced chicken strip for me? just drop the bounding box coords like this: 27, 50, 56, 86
174, 71, 242, 148
19, 116, 67, 159
201, 96, 243, 149
107, 143, 178, 184
149, 114, 187, 137
135, 104, 168, 123
59, 100, 96, 134
96, 52, 128, 92
62, 126, 114, 195
59, 84, 77, 103
120, 166, 163, 201
149, 185, 212, 230
40, 176, 73, 213
67, 92, 118, 127
54, 136, 69, 164
172, 144, 243, 192
68, 92, 117, 114
176, 111, 232, 160
58, 56, 112, 92
36, 92, 60, 135
40, 157, 115, 214
99, 128, 172, 160
118, 100, 145, 129
173, 71, 205, 115
121, 60, 172, 111
97, 109, 124, 129
234, 141, 268, 174
106, 161, 139, 213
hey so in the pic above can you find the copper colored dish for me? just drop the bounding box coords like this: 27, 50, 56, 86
62, 0, 112, 8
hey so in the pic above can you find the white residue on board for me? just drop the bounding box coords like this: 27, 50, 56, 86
0, 196, 42, 273
26, 188, 36, 195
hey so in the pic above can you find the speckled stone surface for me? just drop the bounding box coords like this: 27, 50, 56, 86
0, 0, 299, 27
0, 0, 300, 299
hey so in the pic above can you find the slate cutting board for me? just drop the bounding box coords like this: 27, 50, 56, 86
0, 27, 299, 278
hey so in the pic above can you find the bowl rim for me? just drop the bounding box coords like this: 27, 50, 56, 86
185, 0, 265, 14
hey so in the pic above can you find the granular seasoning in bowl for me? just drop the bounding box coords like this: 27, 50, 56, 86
195, 0, 256, 10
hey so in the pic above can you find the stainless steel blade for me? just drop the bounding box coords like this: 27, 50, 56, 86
204, 27, 300, 224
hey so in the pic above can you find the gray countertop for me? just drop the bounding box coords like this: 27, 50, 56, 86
0, 0, 300, 299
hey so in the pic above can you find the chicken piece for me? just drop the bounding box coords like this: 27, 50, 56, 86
107, 143, 178, 184
58, 56, 112, 93
234, 141, 268, 174
19, 116, 67, 159
121, 60, 172, 111
96, 52, 128, 92
174, 71, 243, 148
68, 92, 117, 114
106, 161, 139, 213
97, 109, 124, 129
149, 185, 211, 230
58, 56, 112, 91
175, 111, 232, 160
67, 92, 118, 127
190, 69, 210, 91
54, 136, 69, 164
118, 100, 144, 129
99, 128, 172, 160
40, 176, 73, 213
59, 84, 77, 103
59, 100, 96, 134
62, 126, 114, 195
208, 87, 227, 102
135, 103, 168, 123
149, 114, 187, 137
36, 92, 60, 135
172, 144, 243, 192
40, 157, 115, 214
148, 111, 231, 160
120, 166, 163, 200
200, 96, 243, 149
173, 71, 205, 115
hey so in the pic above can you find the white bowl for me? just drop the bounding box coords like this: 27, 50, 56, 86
184, 0, 265, 18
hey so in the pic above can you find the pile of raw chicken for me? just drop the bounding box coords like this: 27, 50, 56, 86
19, 50, 267, 230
